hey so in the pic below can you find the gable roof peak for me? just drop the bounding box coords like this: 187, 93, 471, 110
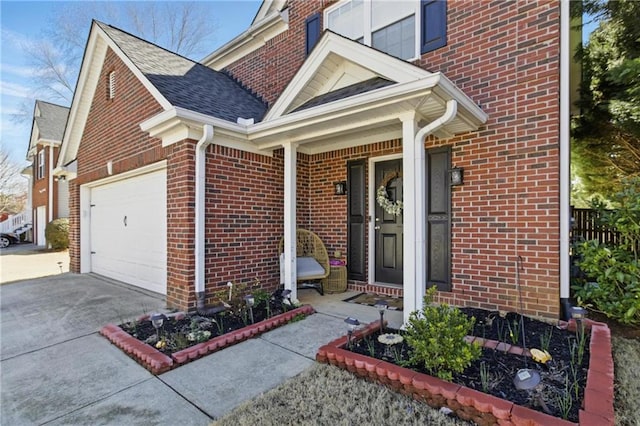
265, 31, 433, 121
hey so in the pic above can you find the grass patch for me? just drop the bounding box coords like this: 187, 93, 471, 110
212, 363, 465, 425
613, 336, 640, 426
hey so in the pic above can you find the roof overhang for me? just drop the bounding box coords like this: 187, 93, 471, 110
142, 72, 486, 155
146, 32, 486, 155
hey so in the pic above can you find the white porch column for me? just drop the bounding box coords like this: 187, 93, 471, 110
400, 112, 420, 324
283, 141, 298, 300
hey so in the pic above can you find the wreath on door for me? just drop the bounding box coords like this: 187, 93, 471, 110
376, 171, 403, 216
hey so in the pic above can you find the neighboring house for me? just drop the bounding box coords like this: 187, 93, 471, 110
57, 0, 580, 323
26, 100, 71, 247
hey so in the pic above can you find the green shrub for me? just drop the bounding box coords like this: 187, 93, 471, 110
573, 177, 640, 324
403, 287, 481, 381
45, 218, 69, 250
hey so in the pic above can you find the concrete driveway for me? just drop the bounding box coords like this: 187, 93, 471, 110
0, 249, 374, 425
0, 243, 70, 283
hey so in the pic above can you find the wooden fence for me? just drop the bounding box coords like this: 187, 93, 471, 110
570, 207, 622, 245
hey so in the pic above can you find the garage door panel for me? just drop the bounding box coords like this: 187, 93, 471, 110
90, 170, 166, 295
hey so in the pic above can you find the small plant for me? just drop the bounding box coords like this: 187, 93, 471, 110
575, 325, 588, 366
404, 287, 481, 381
214, 314, 225, 335
508, 319, 520, 345
556, 379, 573, 420
539, 326, 554, 352
391, 346, 403, 364
479, 361, 490, 393
287, 313, 306, 323
496, 318, 508, 344
364, 337, 376, 357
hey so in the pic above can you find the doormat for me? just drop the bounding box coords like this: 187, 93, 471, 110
343, 293, 403, 311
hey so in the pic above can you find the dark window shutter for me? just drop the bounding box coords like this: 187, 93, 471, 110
305, 13, 321, 55
426, 146, 451, 291
420, 0, 447, 54
347, 160, 366, 281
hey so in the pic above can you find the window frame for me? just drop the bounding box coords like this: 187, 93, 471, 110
324, 0, 422, 61
37, 149, 45, 180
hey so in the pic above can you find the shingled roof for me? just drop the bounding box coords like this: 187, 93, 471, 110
96, 22, 267, 123
35, 101, 69, 141
291, 77, 394, 113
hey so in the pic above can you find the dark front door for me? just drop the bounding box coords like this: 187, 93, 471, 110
374, 159, 403, 284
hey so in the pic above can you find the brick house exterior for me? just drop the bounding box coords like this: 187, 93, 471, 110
26, 101, 70, 246
58, 1, 576, 322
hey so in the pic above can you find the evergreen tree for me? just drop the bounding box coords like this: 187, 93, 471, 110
572, 0, 640, 201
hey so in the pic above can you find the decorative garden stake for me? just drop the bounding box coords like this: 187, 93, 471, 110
374, 300, 388, 334
344, 317, 360, 349
244, 294, 255, 324
227, 281, 233, 301
378, 333, 403, 358
150, 313, 167, 340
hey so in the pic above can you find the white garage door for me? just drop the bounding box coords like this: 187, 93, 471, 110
90, 169, 166, 294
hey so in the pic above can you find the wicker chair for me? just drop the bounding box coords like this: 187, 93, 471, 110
278, 229, 330, 295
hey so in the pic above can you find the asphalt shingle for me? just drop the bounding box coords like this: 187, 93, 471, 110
291, 77, 394, 113
97, 21, 267, 123
35, 101, 69, 141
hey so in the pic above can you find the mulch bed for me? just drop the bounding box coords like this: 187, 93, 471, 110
345, 308, 592, 423
101, 297, 315, 374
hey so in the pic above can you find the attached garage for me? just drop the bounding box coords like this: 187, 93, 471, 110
88, 168, 167, 295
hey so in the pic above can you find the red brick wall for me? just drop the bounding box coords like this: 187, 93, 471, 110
70, 47, 167, 273
32, 145, 60, 240
224, 0, 324, 106
68, 181, 79, 272
225, 0, 561, 319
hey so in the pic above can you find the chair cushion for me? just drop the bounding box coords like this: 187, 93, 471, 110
296, 257, 326, 278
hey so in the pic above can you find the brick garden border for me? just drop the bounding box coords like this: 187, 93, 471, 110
316, 318, 614, 426
101, 304, 316, 375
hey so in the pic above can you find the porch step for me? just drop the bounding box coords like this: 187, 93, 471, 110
14, 223, 32, 235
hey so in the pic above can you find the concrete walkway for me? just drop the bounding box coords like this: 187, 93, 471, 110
0, 271, 402, 425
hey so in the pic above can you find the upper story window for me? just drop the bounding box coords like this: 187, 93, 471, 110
37, 149, 45, 180
324, 0, 446, 61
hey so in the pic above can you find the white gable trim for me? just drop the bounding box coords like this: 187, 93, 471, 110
264, 32, 433, 121
58, 22, 172, 168
252, 0, 287, 25
201, 8, 288, 71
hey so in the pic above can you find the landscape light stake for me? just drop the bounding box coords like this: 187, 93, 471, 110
150, 313, 167, 341
244, 294, 255, 324
344, 317, 360, 349
374, 300, 388, 334
512, 256, 541, 391
570, 306, 587, 338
